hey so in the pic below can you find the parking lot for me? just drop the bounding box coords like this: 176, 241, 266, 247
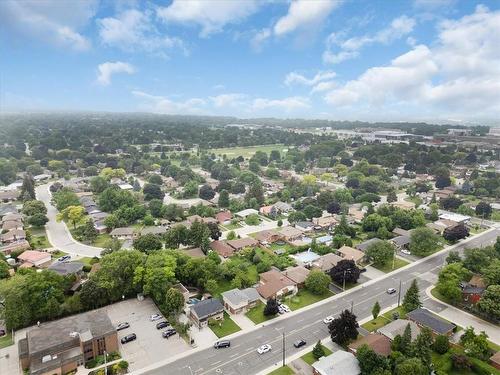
103, 298, 191, 371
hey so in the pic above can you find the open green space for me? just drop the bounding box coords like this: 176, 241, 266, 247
31, 235, 51, 249
361, 306, 407, 332
372, 257, 410, 273
432, 350, 500, 375
221, 222, 242, 231
284, 290, 333, 311
267, 366, 295, 375
0, 333, 13, 349
245, 301, 278, 324
208, 312, 241, 338
210, 144, 288, 159
301, 344, 332, 365
92, 233, 112, 248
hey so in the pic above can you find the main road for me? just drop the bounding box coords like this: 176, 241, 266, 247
35, 184, 102, 257
136, 227, 500, 375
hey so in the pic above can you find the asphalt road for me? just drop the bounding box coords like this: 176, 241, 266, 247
36, 184, 102, 257
137, 228, 499, 375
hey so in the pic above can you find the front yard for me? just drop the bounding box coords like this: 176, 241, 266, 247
301, 344, 332, 365
361, 306, 407, 332
268, 366, 295, 375
373, 257, 410, 273
283, 290, 333, 311
208, 312, 241, 338
245, 301, 278, 324
0, 332, 13, 349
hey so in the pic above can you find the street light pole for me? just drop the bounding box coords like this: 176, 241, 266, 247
282, 332, 286, 367
397, 279, 402, 307
343, 270, 346, 291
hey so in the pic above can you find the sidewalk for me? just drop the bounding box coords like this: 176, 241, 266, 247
425, 286, 500, 344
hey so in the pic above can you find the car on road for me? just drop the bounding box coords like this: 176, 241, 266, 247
57, 255, 71, 262
120, 333, 137, 344
257, 344, 272, 354
150, 314, 163, 321
323, 316, 334, 324
293, 340, 306, 348
401, 249, 411, 255
387, 288, 397, 294
116, 322, 130, 331
162, 328, 176, 338
156, 321, 170, 329
214, 340, 231, 349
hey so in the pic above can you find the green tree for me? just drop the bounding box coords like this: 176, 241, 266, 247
164, 225, 189, 248
143, 183, 164, 201
20, 174, 36, 201
477, 285, 500, 320
164, 287, 185, 316
52, 188, 80, 210
82, 218, 98, 242
22, 200, 47, 216
148, 199, 164, 218
133, 234, 163, 253
365, 241, 394, 267
305, 269, 331, 295
402, 279, 421, 313
218, 189, 230, 208
189, 220, 211, 251
27, 213, 49, 227
312, 340, 325, 359
372, 301, 381, 319
90, 176, 109, 194
264, 298, 279, 316
483, 259, 500, 286
0, 260, 10, 279
409, 227, 441, 256
395, 358, 427, 375
57, 205, 85, 229
357, 344, 389, 375
446, 251, 461, 264
411, 327, 433, 370
328, 309, 359, 347
433, 335, 450, 354
475, 201, 492, 218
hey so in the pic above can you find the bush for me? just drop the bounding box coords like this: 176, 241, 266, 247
433, 335, 450, 354
451, 354, 471, 370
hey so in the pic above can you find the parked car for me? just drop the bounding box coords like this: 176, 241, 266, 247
214, 340, 231, 349
293, 340, 306, 348
150, 314, 163, 321
57, 255, 71, 262
156, 321, 170, 329
401, 249, 411, 255
323, 316, 334, 324
278, 306, 286, 314
257, 344, 272, 354
280, 304, 291, 313
116, 322, 130, 331
162, 329, 176, 338
120, 333, 136, 344
387, 288, 397, 294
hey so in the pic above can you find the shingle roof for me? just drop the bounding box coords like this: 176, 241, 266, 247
313, 351, 360, 375
407, 308, 456, 335
377, 319, 420, 341
222, 288, 259, 306
356, 238, 382, 252
48, 261, 84, 275
349, 333, 392, 356
191, 298, 224, 319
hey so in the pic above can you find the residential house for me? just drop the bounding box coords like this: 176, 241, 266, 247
378, 319, 420, 342
281, 266, 310, 288
0, 239, 30, 255
356, 238, 382, 252
312, 215, 338, 229
189, 298, 224, 328
426, 219, 457, 234
17, 250, 52, 268
48, 262, 85, 276
184, 247, 206, 258
279, 226, 304, 242
226, 237, 259, 252
118, 183, 133, 190
348, 206, 365, 224
295, 221, 315, 232
2, 219, 23, 231
173, 283, 190, 303
215, 211, 232, 225
140, 226, 168, 236
0, 190, 20, 202
390, 201, 415, 210
202, 217, 218, 225
337, 246, 365, 265
253, 229, 282, 244
221, 288, 260, 314
274, 201, 293, 213
406, 308, 456, 336
0, 203, 18, 216
434, 189, 454, 200
1, 229, 26, 244
348, 333, 392, 357
438, 212, 471, 225
164, 176, 179, 189
489, 351, 500, 370
235, 208, 259, 218
312, 351, 360, 375
2, 212, 23, 222
18, 310, 118, 375
256, 269, 297, 300
292, 249, 321, 267
392, 228, 410, 237
462, 285, 485, 305
312, 253, 343, 273
186, 215, 203, 224
109, 227, 137, 240
210, 240, 235, 258
259, 205, 277, 218
390, 235, 410, 250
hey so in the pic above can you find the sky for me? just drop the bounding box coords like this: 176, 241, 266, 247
1, 0, 500, 124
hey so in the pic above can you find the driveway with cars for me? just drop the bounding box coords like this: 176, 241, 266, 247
103, 298, 190, 371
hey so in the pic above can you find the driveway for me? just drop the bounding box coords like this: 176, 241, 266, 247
35, 184, 102, 257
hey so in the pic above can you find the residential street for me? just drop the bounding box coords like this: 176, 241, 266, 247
35, 184, 102, 258
133, 227, 500, 375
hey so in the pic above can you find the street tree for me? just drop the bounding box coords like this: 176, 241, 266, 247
264, 298, 279, 316
477, 285, 500, 320
443, 224, 469, 242
305, 269, 331, 295
402, 279, 422, 313
57, 205, 85, 229
329, 260, 361, 285
312, 341, 325, 359
365, 241, 394, 267
409, 227, 441, 256
328, 309, 359, 347
372, 301, 381, 319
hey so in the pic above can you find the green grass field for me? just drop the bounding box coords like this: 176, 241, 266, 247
284, 290, 333, 311
92, 233, 112, 248
0, 333, 13, 349
301, 344, 332, 365
209, 312, 241, 338
245, 301, 278, 324
373, 257, 410, 273
361, 306, 407, 332
31, 235, 51, 249
210, 144, 288, 159
267, 366, 295, 375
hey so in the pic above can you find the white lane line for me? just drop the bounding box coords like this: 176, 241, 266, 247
210, 361, 221, 366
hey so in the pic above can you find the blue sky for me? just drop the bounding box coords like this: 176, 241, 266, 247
1, 0, 499, 124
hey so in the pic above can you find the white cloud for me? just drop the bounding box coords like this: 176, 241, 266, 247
97, 9, 186, 56
250, 28, 271, 51
310, 81, 336, 94
284, 70, 336, 86
324, 6, 500, 119
157, 0, 260, 37
324, 15, 416, 64
252, 96, 310, 112
96, 62, 136, 86
0, 0, 96, 50
210, 93, 248, 108
132, 90, 207, 114
274, 0, 341, 36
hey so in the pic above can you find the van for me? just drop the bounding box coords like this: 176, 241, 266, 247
213, 340, 231, 349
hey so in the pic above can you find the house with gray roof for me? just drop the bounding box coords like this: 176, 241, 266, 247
312, 350, 360, 375
377, 319, 420, 341
189, 298, 224, 328
48, 261, 85, 276
390, 235, 410, 250
407, 308, 456, 336
221, 287, 260, 314
355, 238, 382, 252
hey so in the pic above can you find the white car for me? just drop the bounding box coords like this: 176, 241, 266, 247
150, 314, 163, 321
257, 344, 272, 354
280, 304, 291, 313
401, 249, 411, 255
278, 306, 286, 314
323, 316, 334, 324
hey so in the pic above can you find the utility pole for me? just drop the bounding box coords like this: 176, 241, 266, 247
343, 270, 346, 291
104, 350, 107, 375
397, 279, 402, 307
392, 247, 396, 270
282, 332, 286, 367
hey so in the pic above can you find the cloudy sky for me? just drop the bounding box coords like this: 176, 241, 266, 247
1, 0, 499, 124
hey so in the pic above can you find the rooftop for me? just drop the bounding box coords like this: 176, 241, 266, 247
312, 350, 360, 375
191, 298, 224, 319
407, 308, 456, 335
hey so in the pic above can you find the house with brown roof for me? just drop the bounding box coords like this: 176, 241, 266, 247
337, 246, 365, 265
215, 211, 232, 224
312, 253, 343, 273
1, 229, 26, 244
210, 240, 235, 258
0, 190, 20, 202
256, 269, 297, 300
279, 226, 304, 242
281, 266, 310, 288
490, 351, 500, 370
2, 219, 23, 231
312, 215, 338, 229
390, 201, 415, 210
226, 237, 259, 252
0, 240, 30, 255
109, 227, 137, 240
348, 333, 392, 357
17, 250, 52, 268
253, 229, 282, 244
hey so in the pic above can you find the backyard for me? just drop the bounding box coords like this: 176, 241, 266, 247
0, 332, 13, 349
208, 312, 241, 338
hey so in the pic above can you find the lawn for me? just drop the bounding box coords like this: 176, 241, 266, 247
92, 233, 112, 248
373, 258, 410, 273
301, 344, 332, 365
78, 257, 97, 266
431, 350, 500, 375
209, 312, 241, 338
246, 301, 278, 324
211, 279, 234, 298
221, 222, 242, 231
269, 242, 296, 253
267, 366, 295, 375
30, 235, 51, 249
362, 306, 407, 332
210, 144, 288, 159
51, 250, 68, 259
0, 333, 13, 349
284, 290, 333, 311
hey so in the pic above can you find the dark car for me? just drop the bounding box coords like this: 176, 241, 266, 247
121, 333, 136, 344
116, 322, 130, 331
162, 329, 176, 338
213, 340, 231, 349
293, 340, 306, 348
57, 255, 71, 262
156, 321, 170, 329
